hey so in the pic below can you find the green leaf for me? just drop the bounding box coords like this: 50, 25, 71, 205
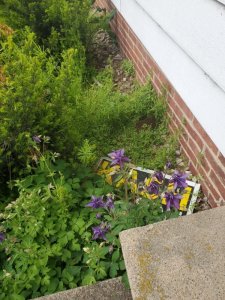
109, 263, 119, 278
81, 275, 96, 286
66, 231, 74, 241
112, 249, 120, 262
111, 225, 124, 235
122, 272, 130, 289
119, 260, 126, 271
9, 295, 25, 300
62, 249, 71, 261
62, 269, 74, 283
66, 266, 81, 277
70, 241, 81, 251
48, 278, 59, 293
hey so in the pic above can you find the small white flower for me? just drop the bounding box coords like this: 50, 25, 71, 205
83, 247, 91, 253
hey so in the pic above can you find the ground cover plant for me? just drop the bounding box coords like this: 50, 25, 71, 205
0, 146, 184, 299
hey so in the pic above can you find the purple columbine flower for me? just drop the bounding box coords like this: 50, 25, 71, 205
170, 171, 188, 190
92, 223, 110, 240
147, 181, 160, 195
153, 171, 164, 182
86, 196, 105, 209
165, 192, 182, 210
166, 161, 172, 169
108, 149, 130, 169
105, 196, 114, 210
33, 135, 41, 143
0, 233, 5, 243
96, 213, 102, 219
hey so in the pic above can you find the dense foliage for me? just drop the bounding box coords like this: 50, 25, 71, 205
0, 1, 180, 298
0, 149, 178, 299
0, 31, 85, 194
1, 0, 90, 57
0, 29, 177, 195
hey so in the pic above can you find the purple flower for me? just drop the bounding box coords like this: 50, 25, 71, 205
33, 135, 41, 143
86, 196, 105, 209
108, 149, 130, 169
153, 171, 164, 182
166, 161, 172, 169
170, 171, 188, 190
147, 181, 160, 195
92, 223, 110, 240
105, 196, 114, 210
96, 213, 102, 219
165, 192, 182, 210
0, 233, 5, 243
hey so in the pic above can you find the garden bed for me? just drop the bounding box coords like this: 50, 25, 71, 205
0, 3, 208, 299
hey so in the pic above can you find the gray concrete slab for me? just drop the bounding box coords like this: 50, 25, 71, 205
120, 206, 225, 300
33, 277, 132, 300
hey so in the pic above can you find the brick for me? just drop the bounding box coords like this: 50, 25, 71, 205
193, 117, 218, 154
184, 122, 204, 150
128, 28, 138, 46
153, 75, 163, 92
208, 184, 221, 203
218, 152, 225, 169
200, 182, 210, 197
209, 169, 225, 198
188, 135, 202, 157
205, 148, 225, 182
181, 103, 194, 122
208, 193, 219, 207
180, 138, 198, 166
171, 100, 184, 121
145, 54, 158, 72
157, 71, 173, 94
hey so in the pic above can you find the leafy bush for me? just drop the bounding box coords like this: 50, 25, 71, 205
1, 0, 91, 57
0, 148, 183, 299
0, 30, 84, 190
0, 33, 177, 195
0, 152, 113, 299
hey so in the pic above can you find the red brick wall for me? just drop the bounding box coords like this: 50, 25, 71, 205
94, 0, 225, 207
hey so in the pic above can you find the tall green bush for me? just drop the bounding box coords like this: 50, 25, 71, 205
0, 30, 84, 190
1, 0, 92, 57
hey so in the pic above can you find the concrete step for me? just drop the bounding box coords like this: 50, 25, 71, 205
34, 277, 132, 300
120, 206, 225, 300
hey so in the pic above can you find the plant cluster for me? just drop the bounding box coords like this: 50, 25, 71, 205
0, 148, 185, 299
0, 2, 181, 298
0, 31, 85, 194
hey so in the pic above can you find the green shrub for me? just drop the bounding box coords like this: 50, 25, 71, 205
1, 0, 91, 57
0, 30, 84, 190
